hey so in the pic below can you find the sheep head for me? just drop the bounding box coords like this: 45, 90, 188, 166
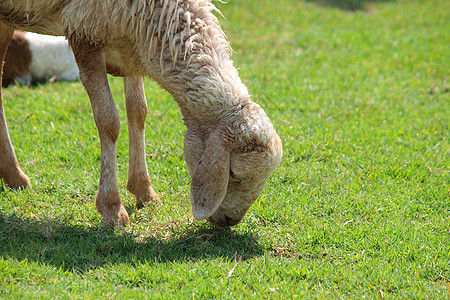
184, 101, 282, 226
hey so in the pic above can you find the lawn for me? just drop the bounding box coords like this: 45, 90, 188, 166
1, 0, 449, 298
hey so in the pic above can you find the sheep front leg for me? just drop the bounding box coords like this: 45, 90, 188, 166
124, 77, 159, 209
0, 24, 31, 189
69, 37, 129, 226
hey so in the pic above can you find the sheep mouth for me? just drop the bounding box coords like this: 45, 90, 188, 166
207, 214, 240, 227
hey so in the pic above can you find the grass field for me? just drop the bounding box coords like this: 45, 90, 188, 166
1, 0, 449, 298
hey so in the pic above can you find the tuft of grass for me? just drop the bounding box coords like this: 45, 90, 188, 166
1, 0, 449, 298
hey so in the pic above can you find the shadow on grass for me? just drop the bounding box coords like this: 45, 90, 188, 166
0, 212, 263, 272
306, 0, 395, 11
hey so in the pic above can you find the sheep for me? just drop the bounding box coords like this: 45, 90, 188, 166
0, 0, 282, 227
2, 31, 31, 87
2, 31, 79, 87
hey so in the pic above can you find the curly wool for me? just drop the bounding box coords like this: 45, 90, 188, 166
1, 1, 244, 98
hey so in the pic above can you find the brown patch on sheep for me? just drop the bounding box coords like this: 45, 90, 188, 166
2, 31, 31, 87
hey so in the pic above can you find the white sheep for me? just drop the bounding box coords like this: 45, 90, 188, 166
2, 31, 78, 86
0, 0, 282, 226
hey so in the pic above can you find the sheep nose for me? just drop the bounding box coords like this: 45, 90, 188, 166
224, 215, 240, 226
207, 214, 240, 227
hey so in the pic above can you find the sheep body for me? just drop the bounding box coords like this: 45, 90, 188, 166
0, 0, 282, 226
3, 31, 78, 86
26, 32, 78, 83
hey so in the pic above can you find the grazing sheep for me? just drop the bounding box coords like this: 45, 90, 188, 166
2, 31, 78, 87
0, 0, 282, 226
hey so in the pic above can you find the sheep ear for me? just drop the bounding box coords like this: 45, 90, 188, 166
190, 133, 230, 220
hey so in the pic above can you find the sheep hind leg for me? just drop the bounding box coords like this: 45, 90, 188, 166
0, 25, 31, 189
124, 76, 159, 209
69, 37, 129, 226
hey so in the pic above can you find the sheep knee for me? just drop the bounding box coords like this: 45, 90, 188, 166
103, 111, 121, 143
93, 107, 120, 143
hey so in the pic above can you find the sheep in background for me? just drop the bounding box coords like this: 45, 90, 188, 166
0, 0, 282, 227
2, 31, 78, 87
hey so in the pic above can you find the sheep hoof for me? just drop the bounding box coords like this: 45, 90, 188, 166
135, 186, 159, 210
127, 177, 160, 210
100, 204, 130, 227
3, 168, 32, 190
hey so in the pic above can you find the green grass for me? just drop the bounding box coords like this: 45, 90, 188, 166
1, 0, 449, 298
